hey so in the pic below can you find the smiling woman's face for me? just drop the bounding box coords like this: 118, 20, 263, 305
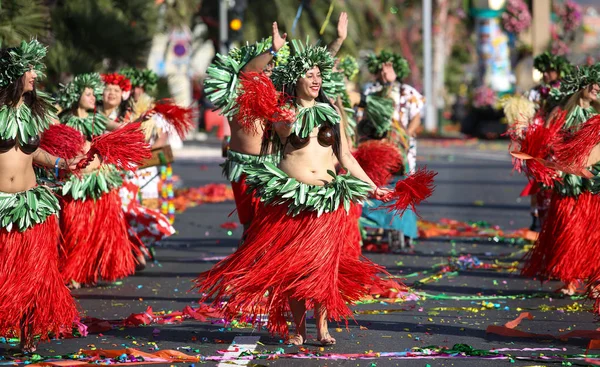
584, 83, 600, 101
22, 68, 37, 93
79, 87, 96, 110
103, 84, 122, 108
296, 66, 322, 100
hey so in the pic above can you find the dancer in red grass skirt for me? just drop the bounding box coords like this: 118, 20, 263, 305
515, 66, 600, 296
0, 40, 81, 352
194, 37, 434, 346
40, 121, 150, 287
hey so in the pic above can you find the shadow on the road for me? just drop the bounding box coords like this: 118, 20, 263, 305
425, 162, 512, 169
93, 322, 292, 346
354, 319, 590, 347
383, 266, 528, 281
131, 271, 202, 278
392, 251, 519, 262
157, 238, 239, 249
74, 294, 199, 302
412, 283, 555, 297
416, 237, 529, 246
433, 179, 525, 187
421, 202, 529, 211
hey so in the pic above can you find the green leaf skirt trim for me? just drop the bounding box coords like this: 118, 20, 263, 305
221, 150, 279, 183
61, 165, 123, 201
244, 162, 372, 217
554, 162, 600, 197
0, 186, 60, 232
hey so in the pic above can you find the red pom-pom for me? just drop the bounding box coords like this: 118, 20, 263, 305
88, 122, 151, 170
353, 140, 404, 187
101, 73, 132, 92
510, 111, 565, 187
384, 168, 436, 216
40, 124, 86, 159
236, 72, 291, 134
152, 99, 194, 138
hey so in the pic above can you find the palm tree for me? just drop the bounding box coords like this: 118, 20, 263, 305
45, 0, 159, 87
0, 0, 49, 46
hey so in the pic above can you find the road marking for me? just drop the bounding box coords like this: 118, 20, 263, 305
216, 335, 261, 366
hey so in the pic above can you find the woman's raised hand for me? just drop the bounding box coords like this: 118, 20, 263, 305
272, 22, 287, 52
337, 12, 348, 41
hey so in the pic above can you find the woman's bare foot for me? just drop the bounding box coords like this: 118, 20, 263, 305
288, 297, 306, 346
315, 303, 336, 346
286, 333, 305, 345
555, 281, 581, 296
67, 280, 81, 290
135, 252, 146, 271
20, 316, 36, 353
19, 333, 36, 353
588, 283, 600, 299
317, 331, 336, 346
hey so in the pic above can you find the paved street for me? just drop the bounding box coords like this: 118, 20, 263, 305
3, 139, 599, 366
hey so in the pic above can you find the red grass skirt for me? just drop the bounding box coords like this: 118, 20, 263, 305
0, 215, 79, 340
194, 201, 389, 337
521, 191, 600, 283
346, 202, 363, 259
60, 189, 138, 285
231, 174, 259, 226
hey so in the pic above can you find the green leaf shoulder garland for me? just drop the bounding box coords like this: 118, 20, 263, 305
0, 102, 53, 144
293, 102, 340, 138
61, 112, 108, 140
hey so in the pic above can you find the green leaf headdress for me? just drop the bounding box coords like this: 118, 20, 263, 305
337, 55, 359, 81
0, 39, 47, 88
533, 52, 572, 78
204, 37, 289, 119
558, 64, 600, 98
366, 50, 409, 80
120, 67, 159, 92
56, 73, 104, 110
271, 38, 336, 89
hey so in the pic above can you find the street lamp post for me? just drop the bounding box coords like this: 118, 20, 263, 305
423, 0, 436, 132
218, 0, 229, 55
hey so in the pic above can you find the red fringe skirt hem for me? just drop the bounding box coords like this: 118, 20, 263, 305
0, 215, 79, 341
194, 201, 391, 337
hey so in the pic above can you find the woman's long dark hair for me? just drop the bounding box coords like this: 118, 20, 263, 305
0, 48, 50, 119
261, 82, 342, 161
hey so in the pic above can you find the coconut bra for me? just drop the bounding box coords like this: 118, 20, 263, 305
286, 102, 340, 149
288, 125, 335, 149
0, 134, 40, 154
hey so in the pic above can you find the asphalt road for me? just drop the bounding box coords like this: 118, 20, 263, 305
3, 139, 599, 366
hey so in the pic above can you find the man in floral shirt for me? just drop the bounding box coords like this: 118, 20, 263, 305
362, 52, 424, 173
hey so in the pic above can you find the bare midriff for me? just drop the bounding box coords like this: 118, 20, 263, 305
279, 126, 337, 186
228, 117, 265, 156
0, 147, 36, 193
